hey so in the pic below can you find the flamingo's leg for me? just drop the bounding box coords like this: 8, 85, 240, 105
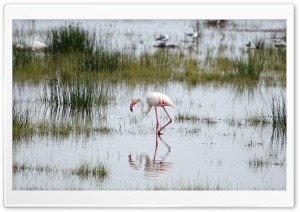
154, 135, 158, 157
155, 107, 159, 132
158, 106, 172, 135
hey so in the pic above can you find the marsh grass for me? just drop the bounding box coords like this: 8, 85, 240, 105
14, 104, 113, 140
36, 121, 73, 138
13, 24, 286, 88
73, 161, 110, 180
246, 115, 269, 127
47, 23, 95, 54
201, 117, 218, 125
13, 161, 58, 174
265, 46, 286, 72
152, 178, 222, 190
251, 94, 287, 133
176, 112, 200, 122
41, 76, 110, 112
247, 155, 269, 168
247, 154, 285, 169
269, 94, 286, 131
253, 37, 265, 49
13, 105, 34, 141
231, 52, 265, 81
36, 119, 113, 138
13, 45, 35, 69
13, 160, 110, 181
176, 113, 217, 125
243, 94, 286, 144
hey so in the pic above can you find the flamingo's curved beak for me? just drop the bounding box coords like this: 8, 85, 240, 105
130, 103, 134, 112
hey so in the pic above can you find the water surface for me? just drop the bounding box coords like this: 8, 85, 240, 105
12, 19, 286, 190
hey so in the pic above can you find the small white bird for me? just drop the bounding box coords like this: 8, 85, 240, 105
16, 44, 25, 49
29, 41, 47, 52
155, 34, 169, 44
274, 40, 286, 48
186, 32, 198, 40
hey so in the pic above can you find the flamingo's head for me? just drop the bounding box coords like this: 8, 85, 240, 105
130, 103, 134, 112
130, 99, 139, 112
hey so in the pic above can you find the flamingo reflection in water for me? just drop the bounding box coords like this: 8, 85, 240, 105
128, 135, 173, 179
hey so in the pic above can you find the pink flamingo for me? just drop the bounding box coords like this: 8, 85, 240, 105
130, 92, 175, 135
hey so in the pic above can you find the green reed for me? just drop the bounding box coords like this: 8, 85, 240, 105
41, 77, 110, 111
13, 24, 286, 88
47, 23, 95, 54
269, 94, 286, 131
13, 105, 34, 141
246, 93, 286, 133
73, 160, 110, 180
231, 52, 265, 81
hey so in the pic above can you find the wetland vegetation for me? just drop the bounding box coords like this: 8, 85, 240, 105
12, 20, 287, 190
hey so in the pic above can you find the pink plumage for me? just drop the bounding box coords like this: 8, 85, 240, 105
146, 92, 175, 107
130, 92, 175, 135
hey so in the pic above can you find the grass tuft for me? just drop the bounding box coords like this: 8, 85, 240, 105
231, 52, 265, 81
47, 23, 95, 54
13, 105, 34, 141
176, 112, 200, 122
269, 94, 286, 132
73, 161, 110, 180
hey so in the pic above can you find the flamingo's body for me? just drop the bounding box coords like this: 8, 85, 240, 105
130, 92, 175, 135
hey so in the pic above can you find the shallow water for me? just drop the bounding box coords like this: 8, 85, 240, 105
12, 19, 286, 190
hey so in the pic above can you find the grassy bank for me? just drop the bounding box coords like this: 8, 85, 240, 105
13, 24, 286, 87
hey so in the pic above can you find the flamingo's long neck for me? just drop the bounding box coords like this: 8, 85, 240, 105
139, 99, 152, 114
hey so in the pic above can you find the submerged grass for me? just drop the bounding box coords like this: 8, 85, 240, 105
13, 160, 110, 181
246, 115, 269, 127
176, 112, 218, 125
152, 178, 223, 190
13, 161, 58, 174
247, 154, 285, 169
73, 161, 110, 180
176, 112, 200, 122
41, 75, 111, 112
13, 105, 34, 141
245, 93, 286, 135
247, 155, 269, 168
14, 109, 113, 141
269, 94, 286, 132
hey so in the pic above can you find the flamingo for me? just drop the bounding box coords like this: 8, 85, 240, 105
130, 92, 175, 135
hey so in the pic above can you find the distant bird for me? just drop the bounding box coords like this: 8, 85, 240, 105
16, 44, 25, 49
130, 92, 175, 135
220, 32, 225, 41
274, 40, 286, 48
245, 41, 251, 48
271, 33, 277, 39
155, 34, 169, 44
29, 40, 47, 52
186, 32, 198, 41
